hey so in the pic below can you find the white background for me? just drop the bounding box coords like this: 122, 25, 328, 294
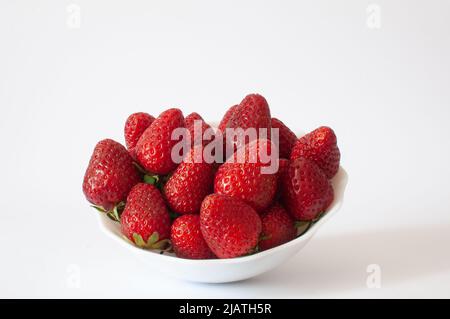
1, 0, 450, 298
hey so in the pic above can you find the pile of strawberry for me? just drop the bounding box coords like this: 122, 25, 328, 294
82, 93, 340, 259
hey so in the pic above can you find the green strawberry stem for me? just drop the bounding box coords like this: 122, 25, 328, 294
294, 211, 326, 237
294, 220, 313, 237
92, 202, 125, 223
247, 245, 260, 256
152, 239, 171, 250
91, 205, 106, 213
133, 161, 164, 188
143, 174, 159, 185
131, 232, 171, 251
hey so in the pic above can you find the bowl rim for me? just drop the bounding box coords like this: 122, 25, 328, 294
97, 166, 347, 265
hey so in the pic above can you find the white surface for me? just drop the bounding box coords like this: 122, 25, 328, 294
97, 168, 347, 283
1, 0, 450, 298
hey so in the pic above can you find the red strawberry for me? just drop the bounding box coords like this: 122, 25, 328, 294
82, 139, 141, 211
185, 112, 213, 146
135, 108, 185, 175
121, 183, 171, 248
124, 112, 155, 152
229, 94, 271, 133
200, 194, 262, 258
218, 104, 238, 132
290, 126, 340, 178
163, 145, 215, 214
185, 112, 205, 128
214, 139, 278, 212
271, 118, 297, 158
281, 157, 334, 221
224, 94, 272, 155
171, 214, 215, 259
259, 204, 296, 251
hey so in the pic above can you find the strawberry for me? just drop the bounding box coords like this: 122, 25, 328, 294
281, 157, 334, 221
259, 204, 296, 251
214, 139, 277, 212
218, 104, 238, 132
163, 145, 215, 214
185, 112, 213, 147
200, 194, 262, 258
290, 126, 340, 178
185, 112, 208, 129
271, 118, 297, 158
82, 139, 141, 211
135, 108, 185, 175
228, 94, 271, 133
224, 94, 272, 155
217, 104, 238, 161
121, 183, 171, 249
171, 214, 215, 259
124, 112, 155, 156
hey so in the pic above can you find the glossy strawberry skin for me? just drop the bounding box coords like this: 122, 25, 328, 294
121, 183, 171, 243
259, 204, 296, 251
82, 139, 141, 211
124, 112, 155, 150
215, 164, 277, 213
271, 118, 297, 158
163, 146, 215, 214
135, 108, 185, 175
229, 94, 271, 133
281, 157, 334, 221
185, 112, 206, 128
290, 126, 340, 178
224, 94, 272, 155
200, 194, 262, 259
214, 139, 277, 212
218, 104, 238, 132
171, 214, 215, 259
185, 112, 213, 147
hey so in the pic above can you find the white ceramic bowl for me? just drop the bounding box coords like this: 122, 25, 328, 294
97, 166, 348, 283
